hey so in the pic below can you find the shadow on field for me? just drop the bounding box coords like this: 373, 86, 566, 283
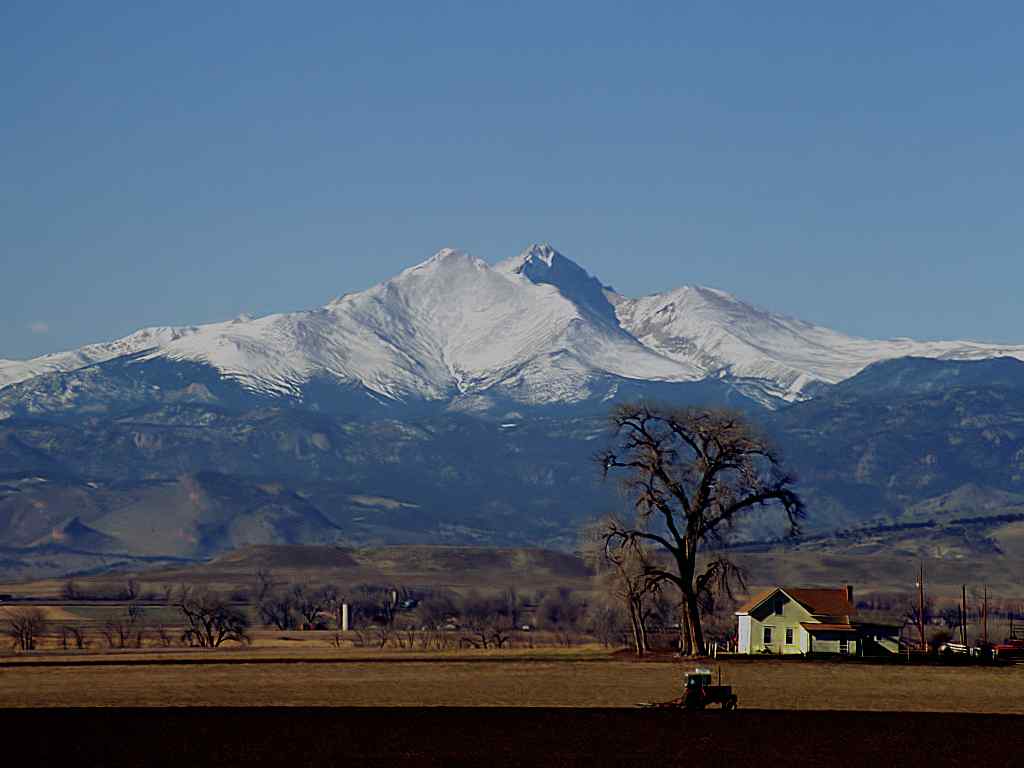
15, 707, 1023, 767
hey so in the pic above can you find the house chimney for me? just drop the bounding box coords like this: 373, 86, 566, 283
845, 585, 854, 606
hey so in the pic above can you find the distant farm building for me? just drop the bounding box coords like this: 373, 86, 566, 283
735, 585, 899, 657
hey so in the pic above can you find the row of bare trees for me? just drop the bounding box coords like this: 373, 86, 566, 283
61, 578, 156, 602
3, 585, 251, 652
252, 570, 595, 649
5, 577, 605, 653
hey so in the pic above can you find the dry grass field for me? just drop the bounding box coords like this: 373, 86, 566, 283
3, 647, 1024, 713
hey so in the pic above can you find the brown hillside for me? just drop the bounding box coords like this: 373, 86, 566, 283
67, 544, 599, 597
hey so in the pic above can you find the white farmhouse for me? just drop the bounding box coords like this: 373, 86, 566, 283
735, 585, 899, 656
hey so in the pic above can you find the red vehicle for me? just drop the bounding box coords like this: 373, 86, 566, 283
993, 638, 1024, 659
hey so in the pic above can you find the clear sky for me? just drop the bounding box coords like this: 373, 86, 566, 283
3, 2, 1022, 360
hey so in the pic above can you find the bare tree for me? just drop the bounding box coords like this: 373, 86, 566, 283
597, 403, 803, 656
254, 569, 275, 604
101, 601, 146, 648
584, 519, 660, 656
124, 579, 140, 601
459, 592, 515, 649
369, 625, 393, 648
259, 590, 297, 630
61, 579, 81, 601
4, 608, 47, 651
416, 593, 457, 628
177, 586, 251, 647
589, 602, 624, 648
904, 596, 935, 649
59, 624, 87, 650
536, 588, 586, 646
414, 593, 458, 649
292, 584, 330, 629
502, 587, 522, 629
351, 584, 401, 628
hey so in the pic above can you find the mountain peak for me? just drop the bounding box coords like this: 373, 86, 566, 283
520, 242, 560, 268
497, 243, 619, 327
431, 247, 471, 262
499, 242, 573, 276
399, 247, 491, 277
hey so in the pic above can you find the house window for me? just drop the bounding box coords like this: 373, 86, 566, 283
774, 598, 784, 615
839, 638, 850, 655
763, 626, 773, 645
785, 628, 794, 645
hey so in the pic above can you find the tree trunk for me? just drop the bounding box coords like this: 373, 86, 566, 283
673, 544, 707, 657
678, 600, 688, 655
683, 591, 704, 657
637, 605, 649, 655
628, 600, 645, 656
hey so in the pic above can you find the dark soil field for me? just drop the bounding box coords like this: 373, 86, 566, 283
5, 649, 1024, 765
12, 707, 1024, 767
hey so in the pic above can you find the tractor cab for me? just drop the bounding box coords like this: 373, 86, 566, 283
685, 669, 713, 691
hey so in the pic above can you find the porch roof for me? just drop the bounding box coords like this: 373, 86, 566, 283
801, 622, 858, 634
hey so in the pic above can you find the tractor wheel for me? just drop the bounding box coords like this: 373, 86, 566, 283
724, 696, 738, 711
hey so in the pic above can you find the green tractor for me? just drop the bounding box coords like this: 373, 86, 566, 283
682, 668, 738, 711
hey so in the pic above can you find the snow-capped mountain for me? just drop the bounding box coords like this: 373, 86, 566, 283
612, 284, 1024, 403
503, 243, 1024, 404
0, 327, 190, 390
3, 243, 1023, 415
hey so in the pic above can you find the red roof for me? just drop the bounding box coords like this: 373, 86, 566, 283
736, 588, 777, 614
737, 586, 855, 618
786, 588, 855, 618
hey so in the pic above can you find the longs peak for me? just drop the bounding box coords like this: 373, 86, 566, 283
2, 244, 1023, 416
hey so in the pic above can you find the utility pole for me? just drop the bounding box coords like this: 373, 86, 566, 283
916, 561, 926, 652
960, 584, 967, 646
982, 586, 989, 646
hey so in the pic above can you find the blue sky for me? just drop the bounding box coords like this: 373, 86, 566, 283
3, 2, 1022, 359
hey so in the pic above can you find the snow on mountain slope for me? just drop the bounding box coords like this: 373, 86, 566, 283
1, 248, 700, 409
612, 284, 1024, 401
318, 248, 700, 400
4, 243, 1023, 409
0, 327, 198, 390
495, 243, 620, 327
